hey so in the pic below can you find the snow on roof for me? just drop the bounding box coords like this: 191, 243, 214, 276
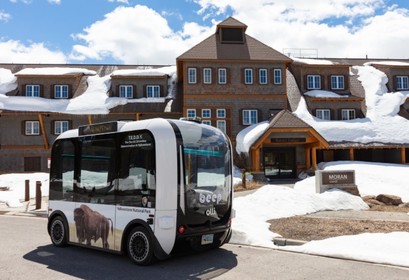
291, 57, 335, 65
237, 64, 409, 154
111, 66, 176, 77
15, 67, 96, 76
0, 66, 177, 114
365, 61, 409, 67
304, 90, 350, 98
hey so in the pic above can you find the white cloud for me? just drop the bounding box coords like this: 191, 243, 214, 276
0, 11, 11, 22
0, 40, 67, 63
48, 0, 61, 4
70, 5, 212, 64
107, 0, 129, 4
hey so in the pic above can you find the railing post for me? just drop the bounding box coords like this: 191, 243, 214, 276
25, 180, 30, 202
35, 181, 42, 210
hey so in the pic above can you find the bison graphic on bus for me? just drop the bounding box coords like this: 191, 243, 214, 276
73, 204, 113, 249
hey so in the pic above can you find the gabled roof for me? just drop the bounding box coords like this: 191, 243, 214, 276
216, 16, 247, 31
177, 17, 291, 62
269, 109, 312, 129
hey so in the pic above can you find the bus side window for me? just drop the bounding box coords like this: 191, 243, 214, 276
75, 138, 116, 205
49, 139, 75, 201
118, 132, 156, 207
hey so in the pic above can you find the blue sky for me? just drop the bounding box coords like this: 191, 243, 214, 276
1, 0, 409, 64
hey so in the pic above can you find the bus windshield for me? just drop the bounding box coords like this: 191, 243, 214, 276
176, 121, 232, 210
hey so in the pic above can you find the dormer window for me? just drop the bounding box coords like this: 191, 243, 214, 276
220, 28, 244, 43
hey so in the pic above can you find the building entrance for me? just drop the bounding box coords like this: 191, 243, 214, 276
263, 147, 296, 179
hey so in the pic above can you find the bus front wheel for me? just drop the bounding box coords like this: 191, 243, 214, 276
50, 216, 68, 247
127, 227, 156, 265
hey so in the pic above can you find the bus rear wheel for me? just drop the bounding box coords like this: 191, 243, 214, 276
50, 216, 67, 247
127, 227, 155, 265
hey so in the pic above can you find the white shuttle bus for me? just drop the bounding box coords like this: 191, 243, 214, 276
47, 118, 233, 265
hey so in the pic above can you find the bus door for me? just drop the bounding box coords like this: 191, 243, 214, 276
72, 137, 117, 250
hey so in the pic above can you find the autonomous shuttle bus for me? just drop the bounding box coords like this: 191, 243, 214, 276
47, 118, 233, 265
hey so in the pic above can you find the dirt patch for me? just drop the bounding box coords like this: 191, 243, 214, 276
269, 204, 409, 242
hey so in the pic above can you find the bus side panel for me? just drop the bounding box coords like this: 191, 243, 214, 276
115, 205, 155, 250
148, 119, 178, 254
48, 200, 76, 243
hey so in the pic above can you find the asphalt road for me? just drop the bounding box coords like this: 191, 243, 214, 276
2, 215, 409, 279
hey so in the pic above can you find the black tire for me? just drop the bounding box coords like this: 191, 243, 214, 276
127, 227, 155, 265
50, 216, 68, 247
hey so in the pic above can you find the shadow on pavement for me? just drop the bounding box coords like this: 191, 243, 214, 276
23, 244, 238, 280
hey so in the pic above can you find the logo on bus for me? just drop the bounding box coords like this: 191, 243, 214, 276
205, 207, 216, 216
199, 192, 222, 205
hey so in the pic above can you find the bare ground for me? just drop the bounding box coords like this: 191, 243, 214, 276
235, 182, 409, 242
268, 205, 409, 241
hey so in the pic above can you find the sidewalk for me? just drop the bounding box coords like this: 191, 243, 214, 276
0, 197, 48, 218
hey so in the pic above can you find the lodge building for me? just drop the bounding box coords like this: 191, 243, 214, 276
1, 17, 409, 180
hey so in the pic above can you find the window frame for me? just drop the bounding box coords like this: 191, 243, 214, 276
187, 67, 197, 84
26, 85, 40, 97
341, 109, 356, 120
146, 85, 160, 98
54, 120, 70, 135
242, 109, 258, 125
187, 109, 196, 119
397, 76, 409, 90
216, 109, 226, 118
316, 109, 331, 120
307, 75, 321, 90
244, 68, 253, 85
273, 69, 282, 85
25, 121, 40, 135
259, 68, 268, 85
201, 109, 211, 118
218, 68, 227, 84
202, 120, 211, 126
119, 85, 133, 98
203, 68, 212, 84
331, 75, 345, 90
216, 120, 226, 133
54, 85, 69, 99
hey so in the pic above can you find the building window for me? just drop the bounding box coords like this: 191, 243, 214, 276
273, 69, 282, 84
203, 68, 212, 84
242, 109, 258, 125
26, 85, 40, 97
259, 69, 268, 84
397, 76, 409, 90
202, 120, 211, 125
187, 109, 196, 119
331, 75, 345, 90
307, 75, 321, 89
217, 120, 226, 133
217, 109, 226, 118
188, 68, 197, 84
244, 68, 253, 84
54, 120, 69, 135
202, 109, 211, 118
341, 109, 356, 120
316, 109, 331, 120
54, 85, 69, 99
25, 121, 40, 135
218, 68, 227, 84
146, 85, 160, 98
119, 85, 133, 98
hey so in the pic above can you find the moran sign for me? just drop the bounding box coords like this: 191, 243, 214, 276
315, 170, 357, 194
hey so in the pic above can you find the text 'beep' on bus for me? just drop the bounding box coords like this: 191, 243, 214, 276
47, 118, 233, 265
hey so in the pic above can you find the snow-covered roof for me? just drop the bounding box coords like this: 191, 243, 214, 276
15, 67, 96, 76
0, 66, 177, 114
236, 63, 409, 154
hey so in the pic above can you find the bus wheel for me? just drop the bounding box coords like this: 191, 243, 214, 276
127, 227, 155, 265
50, 216, 67, 247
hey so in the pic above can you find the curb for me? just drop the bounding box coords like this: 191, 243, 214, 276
273, 237, 308, 246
